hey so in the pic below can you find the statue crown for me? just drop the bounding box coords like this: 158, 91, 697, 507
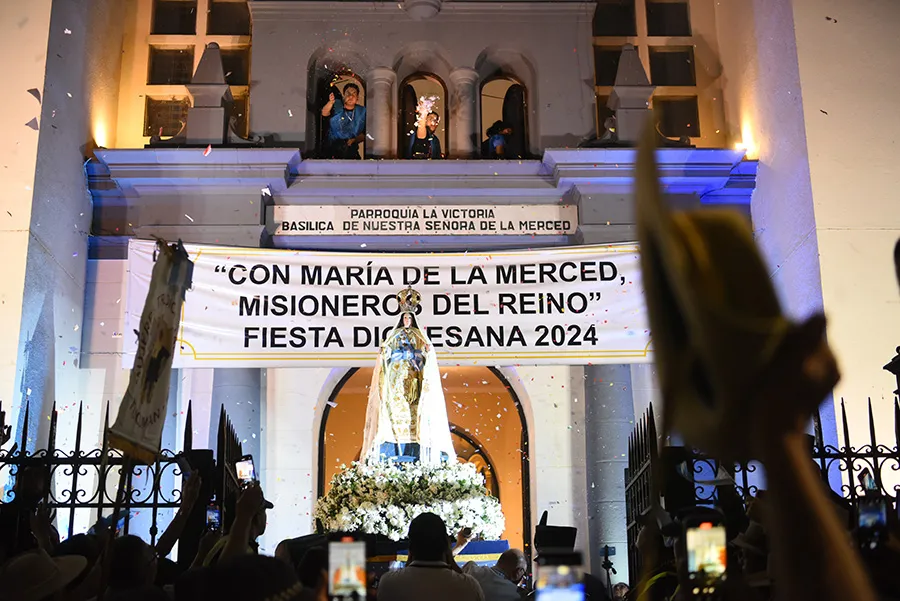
397, 286, 422, 313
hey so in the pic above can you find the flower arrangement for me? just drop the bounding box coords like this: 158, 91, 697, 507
315, 461, 505, 541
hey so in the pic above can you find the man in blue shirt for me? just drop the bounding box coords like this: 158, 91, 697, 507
321, 83, 366, 159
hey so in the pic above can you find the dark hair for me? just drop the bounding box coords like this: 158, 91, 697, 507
407, 512, 449, 562
109, 535, 154, 590
296, 546, 327, 588
396, 312, 419, 329
488, 120, 511, 136
207, 555, 303, 601
428, 111, 440, 120
343, 83, 360, 95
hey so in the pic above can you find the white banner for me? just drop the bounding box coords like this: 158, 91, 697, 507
125, 240, 651, 368
270, 205, 578, 236
112, 242, 193, 463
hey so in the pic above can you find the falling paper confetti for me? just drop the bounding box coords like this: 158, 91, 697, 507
25, 118, 39, 131
203, 145, 212, 157
26, 88, 41, 104
288, 109, 293, 117
185, 214, 194, 222
64, 28, 72, 34
366, 134, 375, 140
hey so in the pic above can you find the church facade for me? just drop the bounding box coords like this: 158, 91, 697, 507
2, 0, 899, 585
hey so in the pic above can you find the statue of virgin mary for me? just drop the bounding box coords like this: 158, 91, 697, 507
361, 287, 456, 465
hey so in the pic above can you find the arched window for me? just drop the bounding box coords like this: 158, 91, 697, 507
479, 76, 528, 159
398, 73, 448, 159
315, 71, 366, 159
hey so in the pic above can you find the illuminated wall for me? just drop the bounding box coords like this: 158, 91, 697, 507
715, 0, 900, 450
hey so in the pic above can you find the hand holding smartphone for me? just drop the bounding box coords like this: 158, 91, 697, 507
235, 454, 256, 487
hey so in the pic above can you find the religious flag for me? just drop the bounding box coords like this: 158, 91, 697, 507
109, 240, 193, 464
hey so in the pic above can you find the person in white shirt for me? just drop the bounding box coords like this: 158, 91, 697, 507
378, 512, 485, 601
463, 549, 527, 601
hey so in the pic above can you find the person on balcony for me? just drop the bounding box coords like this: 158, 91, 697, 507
482, 121, 512, 159
321, 83, 366, 159
408, 97, 443, 160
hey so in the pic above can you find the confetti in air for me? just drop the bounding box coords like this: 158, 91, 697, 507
64, 28, 72, 34
185, 214, 194, 222
203, 145, 212, 157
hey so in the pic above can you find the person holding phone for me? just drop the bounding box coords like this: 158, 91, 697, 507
203, 483, 274, 567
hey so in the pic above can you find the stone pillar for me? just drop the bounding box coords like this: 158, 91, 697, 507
584, 364, 633, 586
366, 67, 396, 158
448, 67, 479, 158
210, 368, 262, 464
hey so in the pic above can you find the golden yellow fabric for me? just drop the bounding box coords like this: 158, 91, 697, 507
378, 326, 429, 445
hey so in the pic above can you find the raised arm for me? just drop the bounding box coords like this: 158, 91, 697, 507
155, 470, 201, 558
321, 93, 336, 117
750, 316, 876, 601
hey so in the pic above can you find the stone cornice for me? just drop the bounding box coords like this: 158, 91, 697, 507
250, 0, 594, 21
88, 147, 755, 204
543, 148, 751, 198
92, 148, 302, 193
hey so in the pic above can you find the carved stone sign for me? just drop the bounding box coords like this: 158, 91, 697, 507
270, 205, 578, 236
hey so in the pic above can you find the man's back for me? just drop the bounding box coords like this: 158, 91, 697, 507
378, 561, 485, 601
462, 562, 523, 601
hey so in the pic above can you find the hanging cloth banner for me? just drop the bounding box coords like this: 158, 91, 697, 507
111, 241, 193, 463
124, 240, 651, 368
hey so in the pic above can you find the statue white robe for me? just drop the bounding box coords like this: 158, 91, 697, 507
360, 326, 456, 465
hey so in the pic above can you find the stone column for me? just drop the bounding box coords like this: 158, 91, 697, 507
210, 368, 262, 463
584, 364, 633, 586
365, 67, 397, 158
448, 67, 479, 158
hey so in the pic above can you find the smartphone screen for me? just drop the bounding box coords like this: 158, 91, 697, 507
235, 456, 256, 485
686, 522, 727, 579
328, 540, 367, 600
206, 505, 221, 531
860, 500, 887, 529
536, 564, 585, 601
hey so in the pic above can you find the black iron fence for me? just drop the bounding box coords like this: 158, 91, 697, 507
625, 397, 900, 583
0, 398, 243, 562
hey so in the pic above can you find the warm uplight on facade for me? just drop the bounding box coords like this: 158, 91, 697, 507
92, 118, 108, 149
734, 120, 758, 160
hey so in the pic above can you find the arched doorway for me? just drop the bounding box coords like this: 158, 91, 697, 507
479, 76, 528, 159
318, 366, 530, 551
398, 73, 448, 158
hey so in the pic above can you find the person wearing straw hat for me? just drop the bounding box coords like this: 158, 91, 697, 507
0, 549, 86, 601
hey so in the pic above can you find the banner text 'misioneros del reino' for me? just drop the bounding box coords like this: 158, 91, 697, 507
124, 240, 652, 367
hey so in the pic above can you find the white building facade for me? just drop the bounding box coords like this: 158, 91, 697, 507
2, 0, 898, 586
